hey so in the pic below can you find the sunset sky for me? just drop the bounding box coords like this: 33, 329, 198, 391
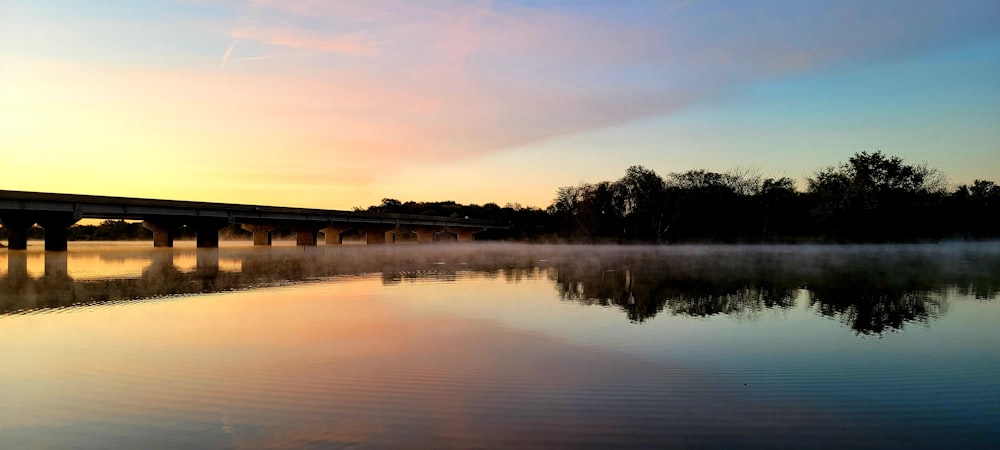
2, 0, 998, 210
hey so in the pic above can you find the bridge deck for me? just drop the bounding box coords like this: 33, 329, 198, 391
0, 190, 505, 250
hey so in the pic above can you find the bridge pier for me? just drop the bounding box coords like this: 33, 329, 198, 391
142, 220, 178, 248
385, 228, 423, 244
241, 224, 277, 246
410, 227, 440, 244
450, 227, 483, 242
195, 221, 226, 248
322, 226, 350, 245
37, 213, 78, 251
296, 230, 318, 246
361, 227, 393, 245
366, 230, 386, 245
0, 214, 34, 250
435, 230, 458, 242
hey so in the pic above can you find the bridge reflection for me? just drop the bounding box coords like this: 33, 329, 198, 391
0, 245, 531, 314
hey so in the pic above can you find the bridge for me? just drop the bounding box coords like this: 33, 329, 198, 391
0, 190, 505, 251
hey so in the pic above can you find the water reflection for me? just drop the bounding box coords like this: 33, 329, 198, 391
1, 243, 998, 337
6, 250, 28, 278
549, 245, 1000, 335
554, 265, 798, 322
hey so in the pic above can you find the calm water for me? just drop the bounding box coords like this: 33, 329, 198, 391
1, 241, 999, 449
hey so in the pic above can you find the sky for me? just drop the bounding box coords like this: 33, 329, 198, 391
2, 0, 999, 210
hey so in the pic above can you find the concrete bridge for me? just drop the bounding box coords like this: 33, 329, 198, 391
0, 190, 505, 251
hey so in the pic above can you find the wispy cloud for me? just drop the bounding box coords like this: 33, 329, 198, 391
200, 0, 1000, 162
230, 26, 379, 55
219, 41, 236, 67
233, 52, 288, 63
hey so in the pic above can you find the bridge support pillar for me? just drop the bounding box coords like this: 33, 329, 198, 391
195, 221, 226, 248
322, 226, 349, 245
241, 224, 277, 246
296, 230, 318, 246
446, 227, 483, 242
385, 228, 421, 244
7, 226, 30, 250
363, 227, 391, 245
435, 230, 458, 242
366, 231, 386, 245
411, 227, 440, 244
37, 213, 78, 252
142, 220, 179, 248
0, 214, 34, 250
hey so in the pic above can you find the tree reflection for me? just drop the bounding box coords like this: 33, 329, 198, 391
807, 289, 946, 336
801, 258, 950, 335
552, 260, 798, 323
548, 246, 1000, 335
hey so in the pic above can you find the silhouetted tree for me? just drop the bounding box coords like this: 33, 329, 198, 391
723, 166, 765, 196
807, 151, 947, 241
662, 170, 741, 241
548, 181, 622, 241
948, 180, 1000, 239
758, 177, 805, 239
66, 220, 150, 241
614, 165, 668, 241
347, 152, 995, 243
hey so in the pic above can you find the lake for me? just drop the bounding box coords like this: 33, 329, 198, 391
1, 241, 999, 449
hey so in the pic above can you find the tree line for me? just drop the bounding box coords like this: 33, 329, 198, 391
2, 151, 995, 243
362, 151, 998, 243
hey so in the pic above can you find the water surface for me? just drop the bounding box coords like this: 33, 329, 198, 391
2, 242, 998, 448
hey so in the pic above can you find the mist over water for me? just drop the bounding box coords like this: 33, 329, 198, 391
3, 242, 997, 335
2, 241, 999, 448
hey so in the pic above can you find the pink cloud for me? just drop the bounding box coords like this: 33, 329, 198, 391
230, 25, 379, 56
